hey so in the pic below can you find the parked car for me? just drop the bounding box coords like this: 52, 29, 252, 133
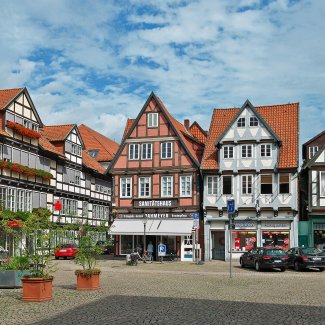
95, 240, 114, 255
54, 243, 78, 260
240, 247, 288, 272
287, 247, 325, 271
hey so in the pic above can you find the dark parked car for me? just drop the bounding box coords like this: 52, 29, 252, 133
96, 240, 114, 254
287, 247, 325, 271
240, 247, 288, 272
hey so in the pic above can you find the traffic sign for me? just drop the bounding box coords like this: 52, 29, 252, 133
158, 244, 166, 257
227, 199, 235, 214
192, 212, 200, 229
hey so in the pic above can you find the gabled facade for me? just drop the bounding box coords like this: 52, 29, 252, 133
0, 88, 116, 253
109, 92, 204, 261
299, 131, 325, 249
201, 100, 299, 260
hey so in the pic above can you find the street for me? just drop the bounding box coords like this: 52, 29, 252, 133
0, 259, 324, 325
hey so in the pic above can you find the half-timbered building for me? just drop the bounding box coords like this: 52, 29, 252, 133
201, 100, 299, 260
109, 92, 205, 261
299, 130, 325, 249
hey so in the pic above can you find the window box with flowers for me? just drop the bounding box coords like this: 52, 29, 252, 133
6, 121, 41, 139
0, 160, 52, 181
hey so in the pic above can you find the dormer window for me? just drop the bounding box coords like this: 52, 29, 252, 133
237, 117, 245, 128
249, 116, 258, 127
88, 149, 98, 158
308, 146, 318, 159
147, 113, 158, 128
72, 144, 82, 156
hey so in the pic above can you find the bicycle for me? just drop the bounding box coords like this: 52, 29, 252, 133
142, 250, 153, 263
165, 250, 177, 261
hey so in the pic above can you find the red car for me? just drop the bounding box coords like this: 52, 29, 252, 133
55, 243, 78, 259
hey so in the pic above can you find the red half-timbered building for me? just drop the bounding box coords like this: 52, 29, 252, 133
109, 92, 205, 260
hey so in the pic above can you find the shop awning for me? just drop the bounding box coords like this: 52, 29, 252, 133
109, 219, 194, 236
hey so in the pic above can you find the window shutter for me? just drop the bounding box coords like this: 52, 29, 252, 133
32, 192, 40, 208
40, 193, 47, 208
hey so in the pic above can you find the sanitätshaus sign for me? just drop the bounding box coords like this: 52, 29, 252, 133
133, 199, 178, 208
116, 212, 192, 219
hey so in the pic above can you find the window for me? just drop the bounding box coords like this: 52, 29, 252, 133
261, 175, 273, 194
223, 146, 234, 159
242, 175, 253, 194
161, 176, 173, 197
93, 205, 109, 220
241, 145, 252, 158
75, 172, 81, 186
141, 143, 152, 160
139, 177, 151, 198
17, 189, 25, 211
309, 146, 318, 159
161, 142, 172, 159
320, 172, 325, 197
7, 188, 16, 211
88, 150, 98, 158
129, 144, 140, 160
72, 144, 82, 156
279, 174, 290, 194
0, 187, 6, 210
222, 175, 232, 195
120, 177, 132, 198
82, 201, 88, 218
207, 176, 218, 195
237, 117, 245, 127
180, 175, 192, 197
62, 199, 78, 216
147, 113, 158, 127
231, 232, 257, 252
261, 144, 271, 157
249, 116, 258, 127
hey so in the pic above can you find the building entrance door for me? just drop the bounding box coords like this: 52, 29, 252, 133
146, 235, 157, 260
211, 231, 225, 260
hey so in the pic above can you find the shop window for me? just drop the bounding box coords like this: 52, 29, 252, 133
120, 235, 133, 255
207, 176, 218, 195
222, 175, 232, 195
279, 174, 290, 194
231, 231, 256, 252
261, 175, 273, 194
262, 231, 290, 251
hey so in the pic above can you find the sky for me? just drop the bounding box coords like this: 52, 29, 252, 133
0, 0, 324, 151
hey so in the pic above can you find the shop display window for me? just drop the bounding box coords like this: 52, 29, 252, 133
231, 231, 256, 252
162, 236, 176, 254
120, 235, 133, 254
262, 231, 290, 251
314, 230, 325, 248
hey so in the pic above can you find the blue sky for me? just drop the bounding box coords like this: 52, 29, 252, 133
0, 0, 324, 155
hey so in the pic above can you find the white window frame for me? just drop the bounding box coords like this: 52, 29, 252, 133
249, 116, 258, 127
207, 176, 218, 195
72, 144, 82, 156
260, 174, 273, 195
138, 177, 151, 198
180, 175, 192, 197
161, 176, 173, 197
241, 145, 253, 158
222, 175, 232, 195
223, 146, 234, 159
320, 172, 325, 197
120, 177, 132, 198
62, 198, 78, 216
260, 144, 272, 157
161, 142, 173, 159
17, 189, 25, 211
129, 143, 140, 160
309, 146, 319, 159
237, 117, 245, 128
147, 113, 159, 128
242, 175, 253, 195
7, 188, 16, 211
141, 143, 152, 160
279, 174, 290, 194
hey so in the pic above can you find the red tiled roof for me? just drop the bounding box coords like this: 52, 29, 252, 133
0, 88, 23, 110
201, 103, 299, 170
78, 124, 119, 162
189, 122, 207, 144
0, 129, 10, 137
41, 125, 75, 141
122, 119, 135, 141
39, 135, 66, 158
82, 151, 106, 174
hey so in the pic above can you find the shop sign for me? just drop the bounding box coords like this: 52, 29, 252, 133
133, 199, 178, 208
116, 212, 192, 219
261, 221, 290, 230
234, 221, 257, 230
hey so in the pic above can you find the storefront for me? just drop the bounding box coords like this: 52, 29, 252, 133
109, 214, 195, 261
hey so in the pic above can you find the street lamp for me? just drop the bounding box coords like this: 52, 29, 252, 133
142, 216, 147, 253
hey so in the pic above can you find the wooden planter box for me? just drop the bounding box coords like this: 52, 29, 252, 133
76, 273, 100, 290
21, 277, 53, 302
0, 270, 29, 288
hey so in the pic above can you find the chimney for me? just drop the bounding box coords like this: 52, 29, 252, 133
184, 119, 190, 130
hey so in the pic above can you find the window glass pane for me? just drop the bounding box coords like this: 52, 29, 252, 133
279, 174, 290, 194
261, 175, 273, 194
223, 176, 232, 195
250, 117, 258, 127
237, 117, 245, 127
262, 231, 290, 250
231, 231, 257, 251
120, 235, 133, 254
321, 173, 325, 197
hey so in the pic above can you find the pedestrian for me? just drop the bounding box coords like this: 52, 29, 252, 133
147, 241, 154, 257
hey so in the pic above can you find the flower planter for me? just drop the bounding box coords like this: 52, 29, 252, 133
21, 277, 53, 302
0, 270, 29, 288
76, 272, 100, 290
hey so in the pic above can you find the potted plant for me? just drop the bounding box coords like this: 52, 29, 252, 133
0, 255, 30, 288
74, 224, 104, 290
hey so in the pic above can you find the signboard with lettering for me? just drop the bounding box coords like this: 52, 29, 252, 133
158, 244, 166, 256
234, 221, 257, 230
261, 221, 290, 230
133, 199, 178, 208
116, 212, 192, 219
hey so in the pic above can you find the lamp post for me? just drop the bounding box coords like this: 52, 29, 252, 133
142, 216, 147, 253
